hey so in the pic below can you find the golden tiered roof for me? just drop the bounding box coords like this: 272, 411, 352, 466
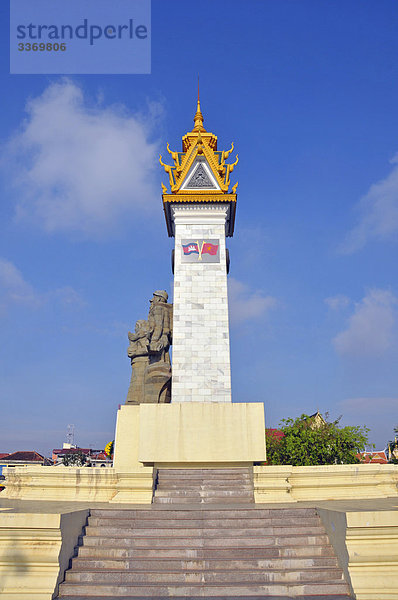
160, 90, 238, 237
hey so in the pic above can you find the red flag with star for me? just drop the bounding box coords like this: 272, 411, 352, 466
202, 242, 219, 256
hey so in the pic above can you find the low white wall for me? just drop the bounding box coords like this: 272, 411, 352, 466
0, 509, 88, 600
318, 508, 398, 600
2, 466, 154, 504
254, 463, 398, 503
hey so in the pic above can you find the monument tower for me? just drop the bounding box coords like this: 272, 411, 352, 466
160, 90, 238, 403
113, 91, 265, 470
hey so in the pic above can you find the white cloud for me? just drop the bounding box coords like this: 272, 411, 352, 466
341, 153, 398, 253
50, 286, 86, 308
228, 277, 277, 325
325, 294, 350, 311
0, 257, 83, 315
333, 289, 398, 356
5, 80, 160, 238
0, 258, 41, 310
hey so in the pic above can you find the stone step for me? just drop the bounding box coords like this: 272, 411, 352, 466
153, 497, 254, 504
77, 544, 337, 560
157, 469, 252, 476
57, 595, 352, 600
58, 593, 352, 600
157, 471, 252, 477
87, 516, 321, 529
58, 581, 351, 597
156, 477, 252, 483
71, 557, 340, 571
89, 508, 318, 519
154, 483, 253, 491
83, 525, 326, 538
154, 490, 254, 497
80, 534, 330, 549
64, 568, 345, 584
156, 483, 254, 490
154, 490, 254, 496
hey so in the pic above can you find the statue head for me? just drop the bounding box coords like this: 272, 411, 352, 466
135, 319, 148, 333
152, 290, 168, 303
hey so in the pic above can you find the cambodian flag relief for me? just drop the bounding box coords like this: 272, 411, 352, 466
182, 242, 200, 255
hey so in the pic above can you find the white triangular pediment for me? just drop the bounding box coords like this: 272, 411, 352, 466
180, 158, 220, 191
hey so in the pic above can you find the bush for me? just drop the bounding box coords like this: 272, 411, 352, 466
387, 425, 398, 464
266, 413, 370, 466
62, 449, 87, 467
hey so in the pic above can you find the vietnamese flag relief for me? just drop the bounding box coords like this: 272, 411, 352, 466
182, 242, 200, 255
202, 242, 219, 255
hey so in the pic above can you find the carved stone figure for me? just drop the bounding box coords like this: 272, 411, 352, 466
126, 290, 173, 404
126, 320, 151, 404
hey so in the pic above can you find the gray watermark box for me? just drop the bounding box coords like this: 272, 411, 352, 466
10, 0, 151, 74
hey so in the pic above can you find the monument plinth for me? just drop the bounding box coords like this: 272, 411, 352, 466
113, 93, 266, 469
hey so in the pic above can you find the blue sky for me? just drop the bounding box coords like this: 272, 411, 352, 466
1, 0, 397, 455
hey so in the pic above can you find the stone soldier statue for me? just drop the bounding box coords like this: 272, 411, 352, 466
148, 290, 173, 365
125, 319, 151, 404
125, 290, 173, 404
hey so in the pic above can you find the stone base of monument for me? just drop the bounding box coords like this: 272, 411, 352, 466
113, 402, 266, 471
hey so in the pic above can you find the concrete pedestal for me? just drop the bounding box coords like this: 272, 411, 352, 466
113, 402, 266, 471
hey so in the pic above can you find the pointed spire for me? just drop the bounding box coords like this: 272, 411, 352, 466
193, 76, 205, 132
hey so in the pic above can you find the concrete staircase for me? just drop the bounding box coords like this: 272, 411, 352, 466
57, 505, 352, 599
153, 468, 255, 504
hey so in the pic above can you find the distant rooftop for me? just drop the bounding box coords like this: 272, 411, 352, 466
357, 451, 388, 464
52, 448, 103, 455
2, 451, 45, 462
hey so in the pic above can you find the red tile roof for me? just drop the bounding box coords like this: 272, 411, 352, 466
0, 453, 10, 460
357, 451, 388, 464
91, 452, 107, 460
3, 451, 44, 462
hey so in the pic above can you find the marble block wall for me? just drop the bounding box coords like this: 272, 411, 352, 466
171, 204, 231, 402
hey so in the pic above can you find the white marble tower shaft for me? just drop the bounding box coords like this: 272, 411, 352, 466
171, 204, 231, 402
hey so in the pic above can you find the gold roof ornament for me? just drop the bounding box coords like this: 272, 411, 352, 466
193, 79, 205, 132
160, 86, 238, 237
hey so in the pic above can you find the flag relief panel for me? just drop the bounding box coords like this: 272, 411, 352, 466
181, 239, 220, 263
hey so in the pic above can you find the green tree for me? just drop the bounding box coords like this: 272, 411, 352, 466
266, 413, 371, 466
62, 450, 87, 467
387, 425, 398, 464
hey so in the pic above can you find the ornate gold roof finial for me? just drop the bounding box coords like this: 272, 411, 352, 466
161, 90, 238, 236
193, 76, 205, 132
